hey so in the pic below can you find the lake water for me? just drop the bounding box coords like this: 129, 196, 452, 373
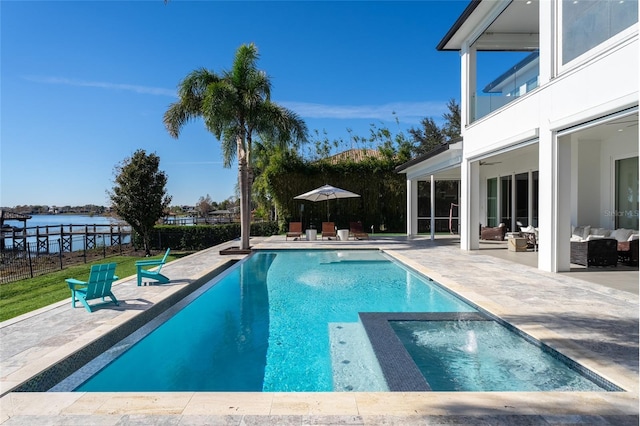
2, 214, 130, 251
20, 214, 123, 228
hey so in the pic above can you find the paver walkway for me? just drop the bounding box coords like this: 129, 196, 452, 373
1, 236, 638, 425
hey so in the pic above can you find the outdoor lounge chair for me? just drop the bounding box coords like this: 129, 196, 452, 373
66, 262, 119, 313
322, 222, 336, 239
349, 221, 369, 240
286, 222, 303, 240
136, 248, 171, 286
480, 223, 507, 241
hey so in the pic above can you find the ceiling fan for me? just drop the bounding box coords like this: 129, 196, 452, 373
480, 160, 502, 166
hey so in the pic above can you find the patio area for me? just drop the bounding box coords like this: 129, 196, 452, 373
0, 235, 638, 425
477, 238, 639, 295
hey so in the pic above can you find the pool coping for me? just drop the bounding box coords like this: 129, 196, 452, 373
1, 236, 638, 424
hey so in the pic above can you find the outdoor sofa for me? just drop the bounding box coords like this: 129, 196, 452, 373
570, 226, 639, 267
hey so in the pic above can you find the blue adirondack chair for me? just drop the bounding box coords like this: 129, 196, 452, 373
136, 248, 171, 286
66, 263, 119, 313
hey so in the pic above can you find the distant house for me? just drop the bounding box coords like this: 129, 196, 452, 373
399, 0, 638, 272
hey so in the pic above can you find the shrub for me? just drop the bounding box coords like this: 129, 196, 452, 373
134, 222, 280, 251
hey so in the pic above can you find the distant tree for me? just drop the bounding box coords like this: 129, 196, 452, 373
109, 149, 172, 256
164, 43, 307, 250
219, 196, 238, 211
196, 194, 213, 218
408, 117, 444, 157
409, 98, 461, 157
441, 98, 461, 142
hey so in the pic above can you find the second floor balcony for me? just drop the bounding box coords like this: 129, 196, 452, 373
472, 51, 539, 122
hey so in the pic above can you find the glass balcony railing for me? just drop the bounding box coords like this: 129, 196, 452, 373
471, 52, 540, 122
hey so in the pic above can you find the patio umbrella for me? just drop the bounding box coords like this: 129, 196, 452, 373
294, 184, 360, 221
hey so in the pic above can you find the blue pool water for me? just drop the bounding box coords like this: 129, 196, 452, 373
74, 250, 475, 392
69, 249, 611, 393
391, 320, 606, 391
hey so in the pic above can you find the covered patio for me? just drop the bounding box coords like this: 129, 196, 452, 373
397, 110, 639, 274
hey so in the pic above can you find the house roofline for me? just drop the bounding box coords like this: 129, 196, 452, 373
436, 0, 482, 51
395, 137, 463, 173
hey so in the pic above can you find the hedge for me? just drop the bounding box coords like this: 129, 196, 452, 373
134, 222, 280, 251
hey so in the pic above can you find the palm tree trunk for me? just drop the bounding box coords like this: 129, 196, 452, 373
238, 159, 251, 250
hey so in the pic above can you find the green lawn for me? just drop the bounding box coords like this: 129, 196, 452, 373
0, 253, 179, 322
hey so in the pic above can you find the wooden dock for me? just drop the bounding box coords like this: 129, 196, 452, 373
1, 223, 132, 253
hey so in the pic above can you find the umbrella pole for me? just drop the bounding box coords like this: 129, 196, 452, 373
326, 199, 330, 222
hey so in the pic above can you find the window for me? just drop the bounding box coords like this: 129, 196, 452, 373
562, 0, 638, 65
615, 157, 639, 229
487, 178, 498, 227
532, 171, 539, 227
417, 180, 460, 233
515, 173, 529, 228
500, 176, 512, 230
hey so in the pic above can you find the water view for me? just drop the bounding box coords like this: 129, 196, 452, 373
1, 214, 130, 251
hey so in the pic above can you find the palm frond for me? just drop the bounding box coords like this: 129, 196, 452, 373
221, 128, 239, 167
256, 102, 308, 149
163, 68, 221, 138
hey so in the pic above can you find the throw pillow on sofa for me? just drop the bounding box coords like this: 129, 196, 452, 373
611, 228, 633, 242
590, 227, 610, 237
571, 225, 591, 241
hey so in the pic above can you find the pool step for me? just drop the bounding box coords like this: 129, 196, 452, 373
328, 322, 388, 392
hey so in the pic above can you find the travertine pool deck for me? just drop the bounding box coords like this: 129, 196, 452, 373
1, 235, 638, 425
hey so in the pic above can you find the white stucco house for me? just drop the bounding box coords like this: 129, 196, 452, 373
399, 0, 638, 272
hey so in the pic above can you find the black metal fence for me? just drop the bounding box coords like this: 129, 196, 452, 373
0, 238, 133, 285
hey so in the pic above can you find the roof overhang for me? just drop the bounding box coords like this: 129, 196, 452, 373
437, 0, 540, 52
396, 140, 463, 181
437, 0, 484, 51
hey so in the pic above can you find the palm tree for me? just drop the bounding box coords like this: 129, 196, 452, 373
164, 43, 308, 249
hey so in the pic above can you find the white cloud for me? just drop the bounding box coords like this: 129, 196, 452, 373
24, 76, 177, 97
23, 75, 447, 124
280, 101, 446, 124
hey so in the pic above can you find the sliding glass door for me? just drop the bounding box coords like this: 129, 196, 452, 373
486, 171, 539, 230
500, 176, 511, 230
487, 178, 498, 227
515, 172, 529, 227
615, 157, 639, 230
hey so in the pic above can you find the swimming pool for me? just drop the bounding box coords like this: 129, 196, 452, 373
57, 249, 615, 392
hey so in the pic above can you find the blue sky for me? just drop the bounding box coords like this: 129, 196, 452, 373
1, 1, 471, 208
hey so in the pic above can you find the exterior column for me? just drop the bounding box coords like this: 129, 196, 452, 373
406, 179, 418, 237
538, 0, 554, 86
556, 137, 572, 271
461, 42, 476, 127
528, 170, 534, 226
539, 128, 571, 272
511, 172, 516, 229
460, 158, 480, 250
430, 175, 436, 240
